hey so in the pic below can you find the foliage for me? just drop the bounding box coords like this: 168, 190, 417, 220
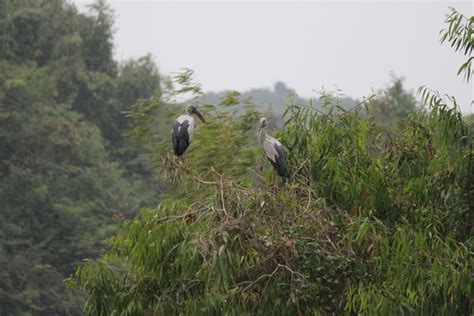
125, 73, 262, 205
0, 256, 85, 316
71, 7, 474, 312
365, 75, 418, 129
0, 59, 135, 314
0, 0, 161, 314
440, 8, 474, 82
72, 69, 473, 314
2, 1, 473, 314
72, 182, 354, 315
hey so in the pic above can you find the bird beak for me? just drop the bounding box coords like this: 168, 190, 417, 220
195, 109, 206, 123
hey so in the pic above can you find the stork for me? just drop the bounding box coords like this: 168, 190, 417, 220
258, 117, 288, 186
172, 105, 206, 162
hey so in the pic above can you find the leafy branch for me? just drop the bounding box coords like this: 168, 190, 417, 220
440, 8, 474, 82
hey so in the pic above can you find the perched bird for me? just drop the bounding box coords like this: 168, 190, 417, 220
258, 117, 287, 185
172, 105, 206, 159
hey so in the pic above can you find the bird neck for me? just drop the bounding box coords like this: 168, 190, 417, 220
258, 126, 267, 144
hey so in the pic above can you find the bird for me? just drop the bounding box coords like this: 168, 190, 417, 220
171, 105, 206, 161
258, 117, 288, 186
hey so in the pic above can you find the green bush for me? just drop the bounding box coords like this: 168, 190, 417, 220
71, 89, 473, 314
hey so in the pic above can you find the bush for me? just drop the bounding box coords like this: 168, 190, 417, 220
71, 90, 473, 315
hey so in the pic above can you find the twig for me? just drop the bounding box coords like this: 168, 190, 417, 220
237, 263, 307, 294
183, 164, 218, 185
219, 174, 228, 217
241, 265, 279, 293
291, 158, 309, 178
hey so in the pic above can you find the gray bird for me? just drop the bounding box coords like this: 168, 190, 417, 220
172, 105, 206, 159
258, 117, 288, 185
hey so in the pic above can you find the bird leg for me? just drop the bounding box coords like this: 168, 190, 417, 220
271, 169, 277, 192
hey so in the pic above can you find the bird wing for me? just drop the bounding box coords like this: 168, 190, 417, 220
263, 138, 279, 163
186, 116, 196, 138
172, 114, 195, 156
263, 137, 287, 177
273, 142, 288, 177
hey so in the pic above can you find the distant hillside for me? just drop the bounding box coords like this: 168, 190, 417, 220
201, 81, 358, 119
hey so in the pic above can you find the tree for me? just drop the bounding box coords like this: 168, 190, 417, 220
72, 67, 472, 314
366, 75, 418, 128
0, 0, 162, 314
81, 0, 116, 76
0, 56, 142, 314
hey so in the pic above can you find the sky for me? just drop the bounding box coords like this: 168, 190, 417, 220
74, 0, 473, 113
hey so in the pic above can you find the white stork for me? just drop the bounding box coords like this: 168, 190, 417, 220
258, 117, 288, 185
172, 105, 206, 159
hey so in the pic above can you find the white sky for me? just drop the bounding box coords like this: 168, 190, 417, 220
74, 0, 473, 113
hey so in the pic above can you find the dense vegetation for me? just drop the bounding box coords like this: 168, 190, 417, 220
0, 0, 160, 314
1, 1, 472, 315
71, 7, 473, 316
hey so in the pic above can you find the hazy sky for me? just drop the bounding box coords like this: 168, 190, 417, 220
74, 1, 473, 113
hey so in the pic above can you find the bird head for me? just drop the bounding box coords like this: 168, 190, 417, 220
259, 117, 268, 132
187, 105, 206, 123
